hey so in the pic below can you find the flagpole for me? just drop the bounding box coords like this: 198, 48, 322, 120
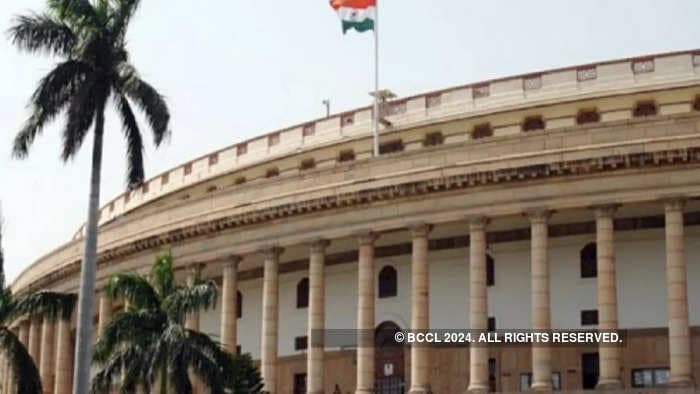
372, 0, 380, 157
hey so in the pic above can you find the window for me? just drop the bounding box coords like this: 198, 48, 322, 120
488, 317, 496, 332
631, 368, 670, 388
293, 373, 307, 394
338, 149, 355, 163
184, 163, 192, 175
379, 140, 404, 155
486, 254, 495, 286
268, 133, 280, 147
488, 358, 497, 392
580, 242, 597, 278
302, 123, 315, 137
473, 84, 490, 99
294, 336, 308, 351
519, 372, 561, 391
234, 177, 246, 185
206, 185, 217, 193
426, 93, 442, 108
694, 95, 700, 112
423, 131, 444, 147
581, 309, 599, 326
208, 153, 219, 166
237, 143, 247, 156
341, 113, 354, 127
266, 168, 279, 178
161, 173, 169, 185
577, 109, 600, 125
296, 278, 309, 309
577, 66, 597, 82
523, 116, 545, 132
472, 123, 493, 139
378, 266, 397, 298
300, 158, 316, 171
634, 101, 657, 117
237, 291, 242, 319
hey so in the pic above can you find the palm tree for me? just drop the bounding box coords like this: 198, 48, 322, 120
92, 252, 262, 394
0, 213, 77, 394
8, 1, 171, 392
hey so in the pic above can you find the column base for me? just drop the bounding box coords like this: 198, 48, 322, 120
466, 383, 489, 394
668, 376, 694, 388
595, 379, 623, 390
409, 385, 432, 394
530, 382, 552, 392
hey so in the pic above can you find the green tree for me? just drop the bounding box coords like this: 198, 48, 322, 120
92, 252, 262, 394
0, 214, 77, 394
8, 1, 171, 392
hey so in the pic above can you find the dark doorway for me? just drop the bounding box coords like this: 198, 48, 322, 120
375, 321, 405, 394
581, 353, 599, 390
293, 373, 307, 394
488, 358, 497, 392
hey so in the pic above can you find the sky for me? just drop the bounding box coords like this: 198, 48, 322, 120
0, 0, 699, 282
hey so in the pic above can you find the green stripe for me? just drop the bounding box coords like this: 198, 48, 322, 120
342, 19, 374, 34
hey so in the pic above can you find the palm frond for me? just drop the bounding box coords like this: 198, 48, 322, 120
93, 309, 166, 363
47, 0, 101, 28
8, 12, 76, 57
0, 327, 42, 394
0, 214, 5, 290
150, 251, 175, 300
91, 343, 147, 394
115, 94, 144, 189
13, 291, 77, 320
108, 0, 141, 43
60, 77, 101, 161
106, 272, 159, 309
162, 281, 217, 323
12, 60, 90, 159
117, 65, 170, 146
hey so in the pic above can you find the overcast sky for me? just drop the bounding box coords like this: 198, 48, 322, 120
1, 0, 698, 282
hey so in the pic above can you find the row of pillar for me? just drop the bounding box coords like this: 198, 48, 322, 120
1, 315, 73, 394
3, 199, 692, 394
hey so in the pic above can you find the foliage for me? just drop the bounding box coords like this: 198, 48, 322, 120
0, 214, 77, 394
92, 251, 263, 394
8, 0, 171, 189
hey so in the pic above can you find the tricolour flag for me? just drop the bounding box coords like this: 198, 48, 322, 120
330, 0, 376, 34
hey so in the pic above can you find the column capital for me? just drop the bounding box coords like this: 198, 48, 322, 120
355, 230, 378, 245
526, 208, 552, 224
664, 197, 686, 213
260, 246, 284, 260
409, 223, 433, 238
593, 204, 620, 219
309, 238, 331, 253
468, 216, 490, 230
224, 255, 243, 268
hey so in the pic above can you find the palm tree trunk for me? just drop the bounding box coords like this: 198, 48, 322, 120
72, 106, 105, 394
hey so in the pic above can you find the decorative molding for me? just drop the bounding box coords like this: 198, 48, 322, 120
16, 146, 700, 294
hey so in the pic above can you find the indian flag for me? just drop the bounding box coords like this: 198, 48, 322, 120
330, 0, 376, 34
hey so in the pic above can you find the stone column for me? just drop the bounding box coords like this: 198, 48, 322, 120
664, 199, 693, 387
356, 232, 377, 394
98, 290, 113, 338
594, 205, 622, 389
19, 321, 29, 346
28, 318, 42, 367
260, 247, 283, 394
40, 317, 56, 393
409, 224, 432, 394
54, 318, 72, 394
186, 265, 203, 394
221, 256, 241, 355
468, 217, 489, 393
308, 239, 330, 394
529, 210, 552, 392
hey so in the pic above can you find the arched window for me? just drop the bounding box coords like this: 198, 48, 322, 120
297, 278, 309, 309
237, 291, 243, 319
378, 266, 398, 298
580, 243, 597, 278
486, 254, 495, 287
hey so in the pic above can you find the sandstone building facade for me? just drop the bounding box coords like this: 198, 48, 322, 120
4, 50, 700, 394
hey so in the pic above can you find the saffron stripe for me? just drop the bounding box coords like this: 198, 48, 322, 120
330, 0, 376, 11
